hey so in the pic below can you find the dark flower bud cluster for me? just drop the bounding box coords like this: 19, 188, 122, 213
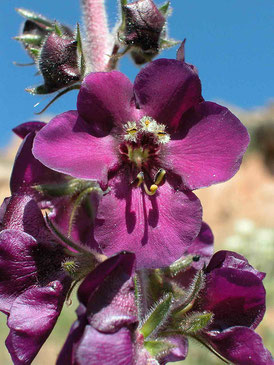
0, 1, 273, 364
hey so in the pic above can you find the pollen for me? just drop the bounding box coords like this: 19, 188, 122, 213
124, 121, 138, 142
155, 124, 170, 144
140, 116, 158, 132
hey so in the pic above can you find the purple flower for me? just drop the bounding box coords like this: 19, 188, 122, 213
191, 251, 273, 364
33, 58, 249, 268
57, 252, 154, 365
0, 193, 72, 364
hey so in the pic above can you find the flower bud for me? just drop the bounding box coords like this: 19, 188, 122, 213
15, 8, 74, 62
35, 33, 81, 94
118, 0, 178, 64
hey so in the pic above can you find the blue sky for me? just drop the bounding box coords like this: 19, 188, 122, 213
0, 0, 273, 147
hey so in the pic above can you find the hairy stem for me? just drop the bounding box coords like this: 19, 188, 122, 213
81, 0, 111, 72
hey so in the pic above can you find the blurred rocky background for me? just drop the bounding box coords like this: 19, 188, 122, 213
0, 102, 274, 364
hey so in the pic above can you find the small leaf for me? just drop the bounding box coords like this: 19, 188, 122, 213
181, 312, 213, 334
28, 47, 40, 58
160, 38, 180, 50
76, 24, 86, 76
144, 339, 175, 358
54, 22, 63, 37
140, 293, 173, 339
158, 1, 171, 16
14, 34, 42, 46
16, 8, 54, 29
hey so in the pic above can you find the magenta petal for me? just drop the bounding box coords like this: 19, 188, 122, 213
56, 305, 87, 365
2, 194, 51, 241
11, 132, 63, 194
206, 250, 266, 281
6, 282, 66, 365
95, 180, 202, 269
205, 327, 273, 365
159, 335, 188, 363
78, 71, 138, 134
184, 222, 214, 269
12, 121, 45, 139
0, 230, 38, 314
33, 111, 118, 181
200, 267, 266, 331
133, 59, 202, 131
75, 326, 134, 365
168, 101, 250, 189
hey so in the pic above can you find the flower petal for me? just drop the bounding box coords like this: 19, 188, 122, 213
33, 111, 118, 181
159, 335, 188, 363
11, 132, 63, 194
0, 230, 38, 314
12, 121, 45, 139
205, 250, 266, 281
78, 252, 135, 307
133, 58, 202, 131
94, 179, 202, 269
56, 304, 87, 365
198, 267, 266, 330
78, 71, 138, 135
2, 194, 51, 241
167, 101, 250, 189
205, 327, 273, 365
75, 326, 134, 365
6, 281, 67, 365
184, 222, 214, 269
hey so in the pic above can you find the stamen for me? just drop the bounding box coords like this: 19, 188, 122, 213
140, 116, 158, 132
154, 169, 166, 185
131, 171, 144, 187
143, 182, 158, 196
155, 124, 170, 144
124, 121, 138, 142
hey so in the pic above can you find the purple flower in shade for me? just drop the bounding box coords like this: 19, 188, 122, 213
57, 251, 155, 365
0, 193, 72, 365
11, 122, 102, 250
33, 58, 249, 269
189, 251, 273, 364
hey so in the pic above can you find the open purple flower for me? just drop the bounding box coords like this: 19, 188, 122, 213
33, 58, 249, 268
0, 193, 72, 364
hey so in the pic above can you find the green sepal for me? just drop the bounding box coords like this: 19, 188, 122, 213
160, 255, 197, 277
34, 179, 96, 197
14, 34, 42, 46
76, 24, 86, 76
54, 22, 63, 37
180, 312, 213, 334
144, 339, 175, 358
173, 270, 204, 317
27, 47, 40, 59
140, 293, 173, 339
160, 38, 180, 50
16, 8, 54, 30
158, 1, 171, 16
26, 84, 49, 95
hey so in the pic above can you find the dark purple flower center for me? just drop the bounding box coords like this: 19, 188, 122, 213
117, 116, 170, 195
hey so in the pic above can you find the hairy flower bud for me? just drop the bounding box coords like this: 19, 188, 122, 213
35, 33, 81, 94
118, 0, 178, 64
15, 8, 74, 62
